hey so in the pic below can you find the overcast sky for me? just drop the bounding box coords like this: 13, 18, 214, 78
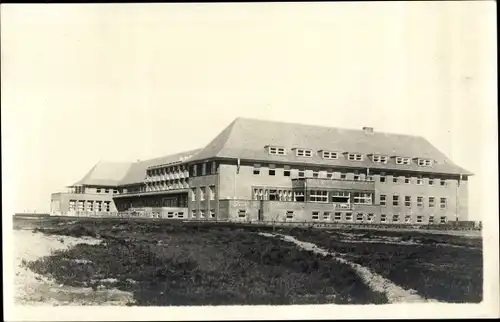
1, 2, 497, 220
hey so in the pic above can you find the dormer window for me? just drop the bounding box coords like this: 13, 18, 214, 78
296, 148, 313, 157
268, 146, 286, 155
347, 153, 364, 161
372, 155, 388, 164
395, 157, 411, 165
417, 158, 433, 166
322, 151, 339, 159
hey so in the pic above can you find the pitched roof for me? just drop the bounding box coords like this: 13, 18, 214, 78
72, 161, 133, 186
188, 117, 472, 175
119, 149, 201, 185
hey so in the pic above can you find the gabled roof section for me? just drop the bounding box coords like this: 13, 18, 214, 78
188, 117, 472, 175
72, 161, 132, 187
119, 149, 201, 185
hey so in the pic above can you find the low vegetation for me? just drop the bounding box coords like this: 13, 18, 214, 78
19, 217, 482, 305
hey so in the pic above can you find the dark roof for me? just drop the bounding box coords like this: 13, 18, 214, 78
188, 117, 472, 175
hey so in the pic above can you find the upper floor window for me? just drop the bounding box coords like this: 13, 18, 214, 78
268, 146, 286, 155
322, 151, 339, 159
372, 155, 388, 164
418, 158, 433, 166
347, 153, 364, 161
395, 157, 411, 165
296, 149, 313, 157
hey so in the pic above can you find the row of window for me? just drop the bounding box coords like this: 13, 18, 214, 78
191, 186, 216, 202
282, 210, 447, 224
145, 180, 190, 192
192, 209, 217, 218
381, 195, 447, 208
252, 165, 452, 186
95, 188, 119, 194
267, 146, 434, 167
69, 200, 111, 212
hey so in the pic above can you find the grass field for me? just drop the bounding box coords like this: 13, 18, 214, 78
14, 217, 483, 305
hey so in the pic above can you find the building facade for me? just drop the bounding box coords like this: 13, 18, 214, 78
51, 118, 471, 224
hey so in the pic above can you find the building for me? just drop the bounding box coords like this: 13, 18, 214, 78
50, 117, 472, 224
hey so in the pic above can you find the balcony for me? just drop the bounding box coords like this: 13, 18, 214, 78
292, 178, 375, 191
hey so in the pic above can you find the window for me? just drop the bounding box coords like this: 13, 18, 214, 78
192, 164, 198, 177
417, 215, 424, 223
312, 212, 320, 220
269, 146, 286, 155
392, 214, 400, 223
253, 188, 264, 200
209, 186, 215, 200
167, 212, 174, 219
404, 215, 412, 223
345, 212, 353, 221
298, 169, 305, 177
191, 210, 197, 218
404, 177, 411, 184
356, 213, 364, 222
417, 177, 423, 185
310, 190, 328, 202
380, 194, 387, 206
440, 179, 447, 186
347, 153, 364, 161
322, 151, 339, 159
393, 194, 400, 206
296, 149, 313, 157
323, 212, 331, 220
396, 157, 411, 165
326, 172, 333, 179
105, 189, 110, 193
428, 178, 434, 186
428, 216, 434, 224
429, 197, 435, 208
418, 159, 433, 166
200, 187, 206, 201
312, 170, 319, 178
405, 196, 411, 207
191, 188, 197, 201
104, 201, 110, 212
366, 175, 374, 181
331, 191, 350, 203
334, 212, 342, 221
210, 209, 216, 218
95, 201, 102, 212
96, 189, 101, 193
353, 173, 361, 181
87, 201, 94, 212
286, 211, 294, 219
340, 173, 347, 180
372, 155, 388, 163
380, 214, 387, 223
269, 189, 278, 201
268, 164, 276, 176
253, 164, 261, 175
353, 192, 372, 204
201, 163, 207, 176
393, 176, 399, 183
440, 216, 447, 224
177, 212, 184, 219
294, 191, 305, 202
200, 210, 206, 218
380, 174, 386, 183
440, 198, 447, 209
417, 196, 424, 207
367, 213, 375, 222
113, 189, 118, 194
283, 165, 291, 177
238, 209, 246, 218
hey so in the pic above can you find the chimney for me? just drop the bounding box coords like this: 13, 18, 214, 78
363, 127, 374, 134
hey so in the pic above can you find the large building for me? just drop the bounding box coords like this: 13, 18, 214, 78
50, 117, 472, 224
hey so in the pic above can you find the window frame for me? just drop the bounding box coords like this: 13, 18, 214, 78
395, 157, 411, 165
322, 151, 339, 159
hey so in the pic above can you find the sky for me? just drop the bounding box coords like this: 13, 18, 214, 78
1, 2, 497, 220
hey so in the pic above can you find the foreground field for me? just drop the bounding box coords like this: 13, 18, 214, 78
14, 217, 483, 305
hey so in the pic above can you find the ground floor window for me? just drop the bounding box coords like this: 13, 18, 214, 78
404, 215, 412, 223
191, 210, 197, 218
428, 216, 434, 224
210, 209, 216, 218
356, 213, 364, 222
440, 216, 447, 224
392, 214, 400, 223
312, 212, 319, 220
238, 209, 246, 218
417, 215, 424, 223
367, 213, 375, 222
334, 212, 342, 221
380, 214, 387, 222
345, 212, 353, 221
167, 212, 174, 218
177, 212, 184, 219
286, 211, 294, 219
323, 212, 331, 220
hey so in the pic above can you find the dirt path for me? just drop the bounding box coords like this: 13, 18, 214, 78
259, 232, 439, 304
13, 230, 134, 306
